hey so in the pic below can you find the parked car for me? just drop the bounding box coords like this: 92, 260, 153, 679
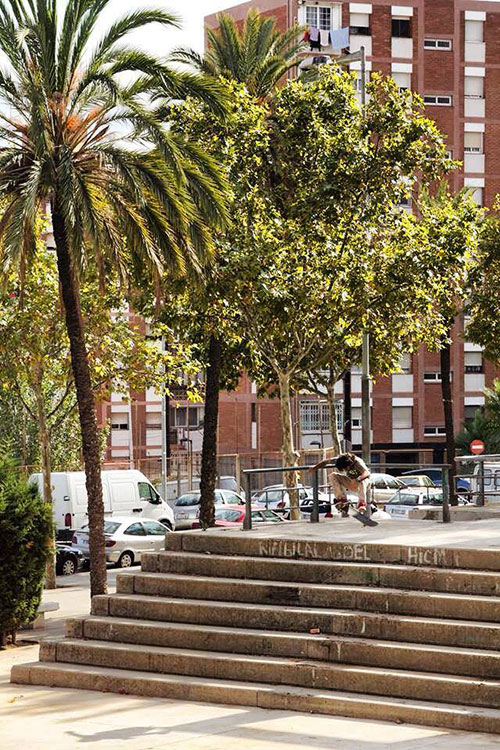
401, 468, 471, 494
344, 473, 407, 508
385, 488, 471, 519
173, 489, 245, 530
55, 542, 85, 576
218, 475, 246, 499
72, 516, 170, 567
399, 475, 436, 488
29, 469, 175, 539
191, 505, 285, 528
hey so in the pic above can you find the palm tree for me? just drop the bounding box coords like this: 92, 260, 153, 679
172, 9, 305, 528
0, 1, 228, 596
172, 8, 305, 100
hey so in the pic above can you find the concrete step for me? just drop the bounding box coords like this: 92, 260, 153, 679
91, 594, 500, 650
161, 532, 500, 571
12, 661, 500, 734
67, 615, 500, 679
144, 551, 500, 596
116, 571, 500, 622
39, 637, 500, 708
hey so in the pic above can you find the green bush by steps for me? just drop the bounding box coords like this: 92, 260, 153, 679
0, 451, 53, 645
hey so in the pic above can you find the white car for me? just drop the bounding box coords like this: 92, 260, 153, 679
385, 488, 472, 518
173, 489, 245, 530
255, 485, 338, 518
72, 516, 170, 568
345, 473, 407, 507
399, 475, 437, 489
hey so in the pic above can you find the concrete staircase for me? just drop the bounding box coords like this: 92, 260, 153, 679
11, 531, 500, 734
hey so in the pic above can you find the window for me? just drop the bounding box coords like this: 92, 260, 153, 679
392, 18, 411, 38
392, 72, 411, 91
465, 20, 483, 42
306, 5, 333, 30
111, 413, 129, 430
424, 426, 447, 436
464, 132, 483, 154
424, 372, 442, 382
142, 520, 168, 536
350, 25, 371, 35
399, 353, 412, 373
424, 95, 453, 106
393, 406, 412, 429
124, 522, 146, 536
300, 401, 343, 434
464, 76, 483, 99
465, 351, 483, 373
174, 492, 200, 507
424, 39, 452, 50
146, 412, 161, 431
352, 406, 362, 429
169, 405, 204, 429
464, 405, 482, 423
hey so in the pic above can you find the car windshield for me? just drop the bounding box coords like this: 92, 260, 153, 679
387, 493, 420, 506
215, 509, 242, 521
258, 509, 281, 521
175, 493, 201, 507
402, 477, 420, 486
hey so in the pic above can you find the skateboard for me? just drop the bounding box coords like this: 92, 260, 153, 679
353, 510, 379, 527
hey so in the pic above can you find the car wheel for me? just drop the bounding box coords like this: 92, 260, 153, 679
159, 519, 173, 531
117, 551, 134, 568
62, 557, 76, 576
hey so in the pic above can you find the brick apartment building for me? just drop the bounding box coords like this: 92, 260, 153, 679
103, 0, 500, 471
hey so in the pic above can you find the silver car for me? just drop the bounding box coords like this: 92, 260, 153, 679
173, 489, 245, 529
72, 516, 169, 568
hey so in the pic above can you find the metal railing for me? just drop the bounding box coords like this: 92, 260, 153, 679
243, 461, 453, 531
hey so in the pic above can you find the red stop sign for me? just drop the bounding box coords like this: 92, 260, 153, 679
470, 439, 485, 455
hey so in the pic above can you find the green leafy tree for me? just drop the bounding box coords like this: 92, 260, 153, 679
0, 450, 53, 645
418, 185, 482, 505
172, 8, 305, 100
0, 1, 227, 596
456, 381, 500, 455
225, 68, 462, 516
0, 248, 198, 583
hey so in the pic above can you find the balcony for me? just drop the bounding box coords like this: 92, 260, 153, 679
392, 374, 413, 392
391, 37, 413, 59
464, 152, 485, 173
464, 98, 485, 118
465, 41, 485, 63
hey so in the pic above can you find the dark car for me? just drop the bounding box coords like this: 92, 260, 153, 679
56, 543, 84, 576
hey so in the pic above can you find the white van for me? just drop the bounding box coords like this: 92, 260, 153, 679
29, 470, 175, 537
473, 461, 500, 504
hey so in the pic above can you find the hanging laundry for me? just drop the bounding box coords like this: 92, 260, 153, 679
303, 29, 310, 42
319, 29, 330, 47
330, 27, 350, 51
309, 27, 319, 42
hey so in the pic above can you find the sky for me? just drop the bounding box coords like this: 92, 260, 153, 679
100, 1, 249, 56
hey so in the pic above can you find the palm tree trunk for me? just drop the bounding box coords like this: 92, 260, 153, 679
441, 328, 457, 510
199, 335, 222, 529
278, 371, 300, 521
33, 365, 56, 589
51, 201, 107, 597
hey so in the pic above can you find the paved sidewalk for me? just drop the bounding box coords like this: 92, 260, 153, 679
3, 644, 500, 750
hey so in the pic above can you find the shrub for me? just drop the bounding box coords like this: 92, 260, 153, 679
0, 451, 53, 645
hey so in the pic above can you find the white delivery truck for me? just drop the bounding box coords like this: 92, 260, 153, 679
29, 470, 175, 538
473, 460, 500, 504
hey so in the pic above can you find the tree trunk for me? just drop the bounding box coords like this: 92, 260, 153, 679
199, 335, 222, 529
51, 201, 107, 597
278, 372, 300, 521
33, 367, 56, 590
326, 384, 342, 455
441, 328, 457, 509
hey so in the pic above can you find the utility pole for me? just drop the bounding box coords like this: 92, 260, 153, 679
160, 335, 169, 501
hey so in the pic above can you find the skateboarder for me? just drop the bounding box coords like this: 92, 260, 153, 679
312, 452, 371, 517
